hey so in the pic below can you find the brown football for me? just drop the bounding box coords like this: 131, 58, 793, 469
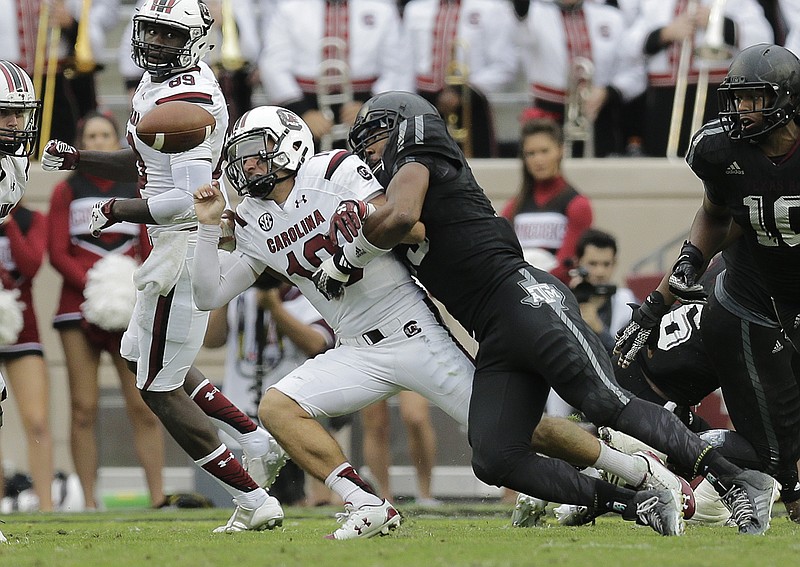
136, 101, 215, 154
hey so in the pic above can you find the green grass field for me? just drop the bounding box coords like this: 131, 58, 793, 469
1, 503, 797, 567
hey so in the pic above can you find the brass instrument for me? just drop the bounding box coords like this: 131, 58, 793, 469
562, 56, 595, 158
316, 37, 353, 151
220, 0, 245, 72
443, 39, 473, 158
34, 0, 60, 160
71, 0, 96, 76
667, 0, 731, 159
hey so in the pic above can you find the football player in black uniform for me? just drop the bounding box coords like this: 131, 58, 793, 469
615, 239, 800, 522
615, 43, 800, 525
311, 90, 776, 535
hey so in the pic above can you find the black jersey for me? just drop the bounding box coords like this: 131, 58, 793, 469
717, 238, 779, 327
686, 120, 800, 303
381, 113, 527, 336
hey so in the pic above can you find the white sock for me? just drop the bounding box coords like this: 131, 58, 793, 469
594, 441, 647, 487
208, 418, 272, 458
325, 463, 383, 509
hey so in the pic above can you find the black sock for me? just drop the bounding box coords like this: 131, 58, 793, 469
697, 448, 742, 494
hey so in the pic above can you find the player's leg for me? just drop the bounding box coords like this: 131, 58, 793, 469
59, 327, 103, 509
512, 267, 775, 534
703, 297, 800, 521
260, 345, 404, 539
109, 348, 166, 508
128, 274, 281, 532
183, 366, 286, 489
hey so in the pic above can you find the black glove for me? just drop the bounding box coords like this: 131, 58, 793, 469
311, 250, 356, 300
668, 241, 707, 304
613, 291, 671, 368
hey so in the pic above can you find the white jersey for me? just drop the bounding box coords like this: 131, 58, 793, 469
0, 155, 27, 224
126, 61, 228, 236
233, 150, 430, 339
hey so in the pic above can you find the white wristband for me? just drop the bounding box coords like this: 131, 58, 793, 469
341, 229, 391, 269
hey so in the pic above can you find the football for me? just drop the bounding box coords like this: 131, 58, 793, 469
136, 101, 215, 153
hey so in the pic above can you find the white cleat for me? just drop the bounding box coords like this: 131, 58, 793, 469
326, 500, 401, 540
243, 439, 288, 490
689, 477, 731, 525
553, 503, 598, 526
511, 494, 548, 527
212, 495, 284, 533
0, 529, 7, 543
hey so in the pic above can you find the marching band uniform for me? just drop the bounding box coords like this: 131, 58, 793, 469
259, 0, 411, 140
402, 0, 519, 157
627, 0, 772, 156
519, 0, 646, 157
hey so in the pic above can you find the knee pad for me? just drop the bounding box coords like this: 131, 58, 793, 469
579, 387, 627, 426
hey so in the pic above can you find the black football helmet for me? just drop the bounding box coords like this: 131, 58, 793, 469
348, 91, 439, 161
717, 44, 800, 143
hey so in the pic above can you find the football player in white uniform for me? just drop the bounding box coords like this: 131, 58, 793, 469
191, 106, 690, 539
0, 58, 40, 542
39, 0, 284, 533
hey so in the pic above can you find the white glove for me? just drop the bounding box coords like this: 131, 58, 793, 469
41, 139, 81, 171
89, 198, 118, 237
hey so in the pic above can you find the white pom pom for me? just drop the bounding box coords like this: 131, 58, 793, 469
0, 288, 24, 345
81, 254, 139, 332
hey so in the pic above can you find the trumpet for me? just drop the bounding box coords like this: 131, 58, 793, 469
444, 39, 473, 158
220, 0, 245, 72
562, 56, 595, 158
316, 37, 353, 151
71, 0, 96, 76
667, 0, 731, 159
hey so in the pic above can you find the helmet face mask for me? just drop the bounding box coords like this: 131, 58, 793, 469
132, 0, 214, 77
0, 61, 41, 157
348, 91, 440, 164
717, 44, 800, 143
224, 107, 314, 200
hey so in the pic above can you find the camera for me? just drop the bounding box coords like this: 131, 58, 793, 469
570, 266, 617, 303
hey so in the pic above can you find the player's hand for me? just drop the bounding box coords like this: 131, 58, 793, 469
193, 181, 226, 225
218, 208, 236, 251
668, 241, 707, 304
89, 198, 118, 237
613, 291, 671, 368
328, 199, 376, 243
41, 139, 80, 171
311, 251, 355, 300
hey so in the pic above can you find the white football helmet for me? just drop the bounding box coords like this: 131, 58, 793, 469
132, 0, 214, 77
224, 106, 315, 199
0, 60, 40, 157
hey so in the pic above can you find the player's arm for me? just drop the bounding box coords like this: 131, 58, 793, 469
313, 162, 429, 300
191, 182, 261, 310
42, 139, 139, 182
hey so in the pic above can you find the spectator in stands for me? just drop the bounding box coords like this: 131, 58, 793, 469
781, 0, 800, 57
627, 0, 772, 157
500, 118, 593, 284
47, 112, 166, 510
517, 0, 646, 157
401, 0, 519, 158
201, 0, 265, 125
0, 203, 53, 512
0, 0, 120, 150
361, 392, 442, 507
258, 0, 411, 150
203, 278, 337, 506
568, 228, 637, 353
